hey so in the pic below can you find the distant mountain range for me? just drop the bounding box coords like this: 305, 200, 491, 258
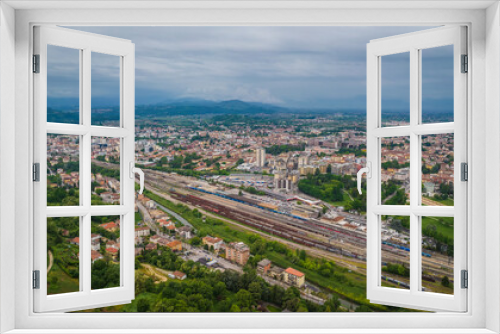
47, 98, 294, 123
135, 99, 288, 118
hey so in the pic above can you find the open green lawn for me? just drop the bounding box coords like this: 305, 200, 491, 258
422, 216, 454, 240
135, 211, 143, 226
47, 263, 79, 295
423, 196, 454, 206
331, 191, 351, 207
266, 304, 282, 312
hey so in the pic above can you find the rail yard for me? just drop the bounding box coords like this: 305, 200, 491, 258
142, 168, 455, 291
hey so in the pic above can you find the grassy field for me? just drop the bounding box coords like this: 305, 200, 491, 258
266, 304, 282, 312
135, 211, 143, 226
421, 216, 454, 240
331, 191, 351, 207
423, 196, 454, 206
47, 263, 79, 295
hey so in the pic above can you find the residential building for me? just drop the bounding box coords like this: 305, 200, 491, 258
283, 267, 306, 288
176, 225, 193, 239
166, 240, 182, 252
91, 250, 103, 264
202, 236, 223, 250
106, 247, 119, 261
225, 242, 250, 265
135, 226, 150, 237
257, 259, 272, 274
170, 271, 187, 280
100, 222, 119, 232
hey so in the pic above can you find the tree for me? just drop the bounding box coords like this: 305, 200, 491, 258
299, 249, 307, 261
248, 281, 262, 301
137, 298, 150, 312
324, 295, 340, 312
230, 304, 241, 312
441, 275, 450, 288
236, 289, 254, 308
327, 164, 332, 174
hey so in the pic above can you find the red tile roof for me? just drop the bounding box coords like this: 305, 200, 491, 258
285, 267, 305, 277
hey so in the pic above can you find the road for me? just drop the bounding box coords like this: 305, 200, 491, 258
141, 263, 169, 283
47, 250, 54, 273
154, 201, 193, 229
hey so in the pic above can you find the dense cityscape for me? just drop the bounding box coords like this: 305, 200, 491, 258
46, 108, 455, 313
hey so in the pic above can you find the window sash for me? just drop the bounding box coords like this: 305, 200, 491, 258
32, 25, 136, 313
366, 26, 468, 312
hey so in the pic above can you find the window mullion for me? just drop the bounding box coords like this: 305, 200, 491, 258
82, 48, 92, 294
82, 213, 91, 293
409, 47, 420, 294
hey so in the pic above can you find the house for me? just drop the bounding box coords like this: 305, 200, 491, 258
257, 259, 272, 274
170, 271, 187, 280
225, 242, 250, 265
106, 247, 119, 261
283, 267, 305, 288
268, 266, 284, 280
157, 219, 173, 227
176, 225, 193, 239
145, 200, 156, 209
332, 216, 346, 225
202, 236, 223, 250
149, 235, 162, 244
91, 234, 101, 251
106, 240, 120, 250
69, 237, 79, 246
145, 243, 157, 251
100, 222, 119, 232
134, 247, 144, 256
135, 226, 150, 237
166, 240, 182, 252
150, 209, 168, 220
91, 250, 103, 263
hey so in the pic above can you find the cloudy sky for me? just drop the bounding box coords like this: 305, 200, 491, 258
47, 26, 453, 112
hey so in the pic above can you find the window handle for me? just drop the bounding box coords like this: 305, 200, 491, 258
130, 162, 144, 194
357, 162, 371, 195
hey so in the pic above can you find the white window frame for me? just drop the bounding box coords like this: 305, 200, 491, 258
365, 26, 467, 312
1, 1, 499, 333
32, 26, 136, 312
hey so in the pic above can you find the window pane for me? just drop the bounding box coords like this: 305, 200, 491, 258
381, 136, 410, 205
381, 52, 410, 127
91, 137, 121, 205
91, 216, 121, 290
421, 134, 454, 206
421, 216, 454, 295
47, 134, 80, 206
421, 45, 454, 124
381, 215, 410, 290
91, 52, 120, 126
47, 45, 80, 124
47, 217, 80, 295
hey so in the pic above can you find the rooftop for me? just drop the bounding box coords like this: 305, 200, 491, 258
285, 267, 305, 277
